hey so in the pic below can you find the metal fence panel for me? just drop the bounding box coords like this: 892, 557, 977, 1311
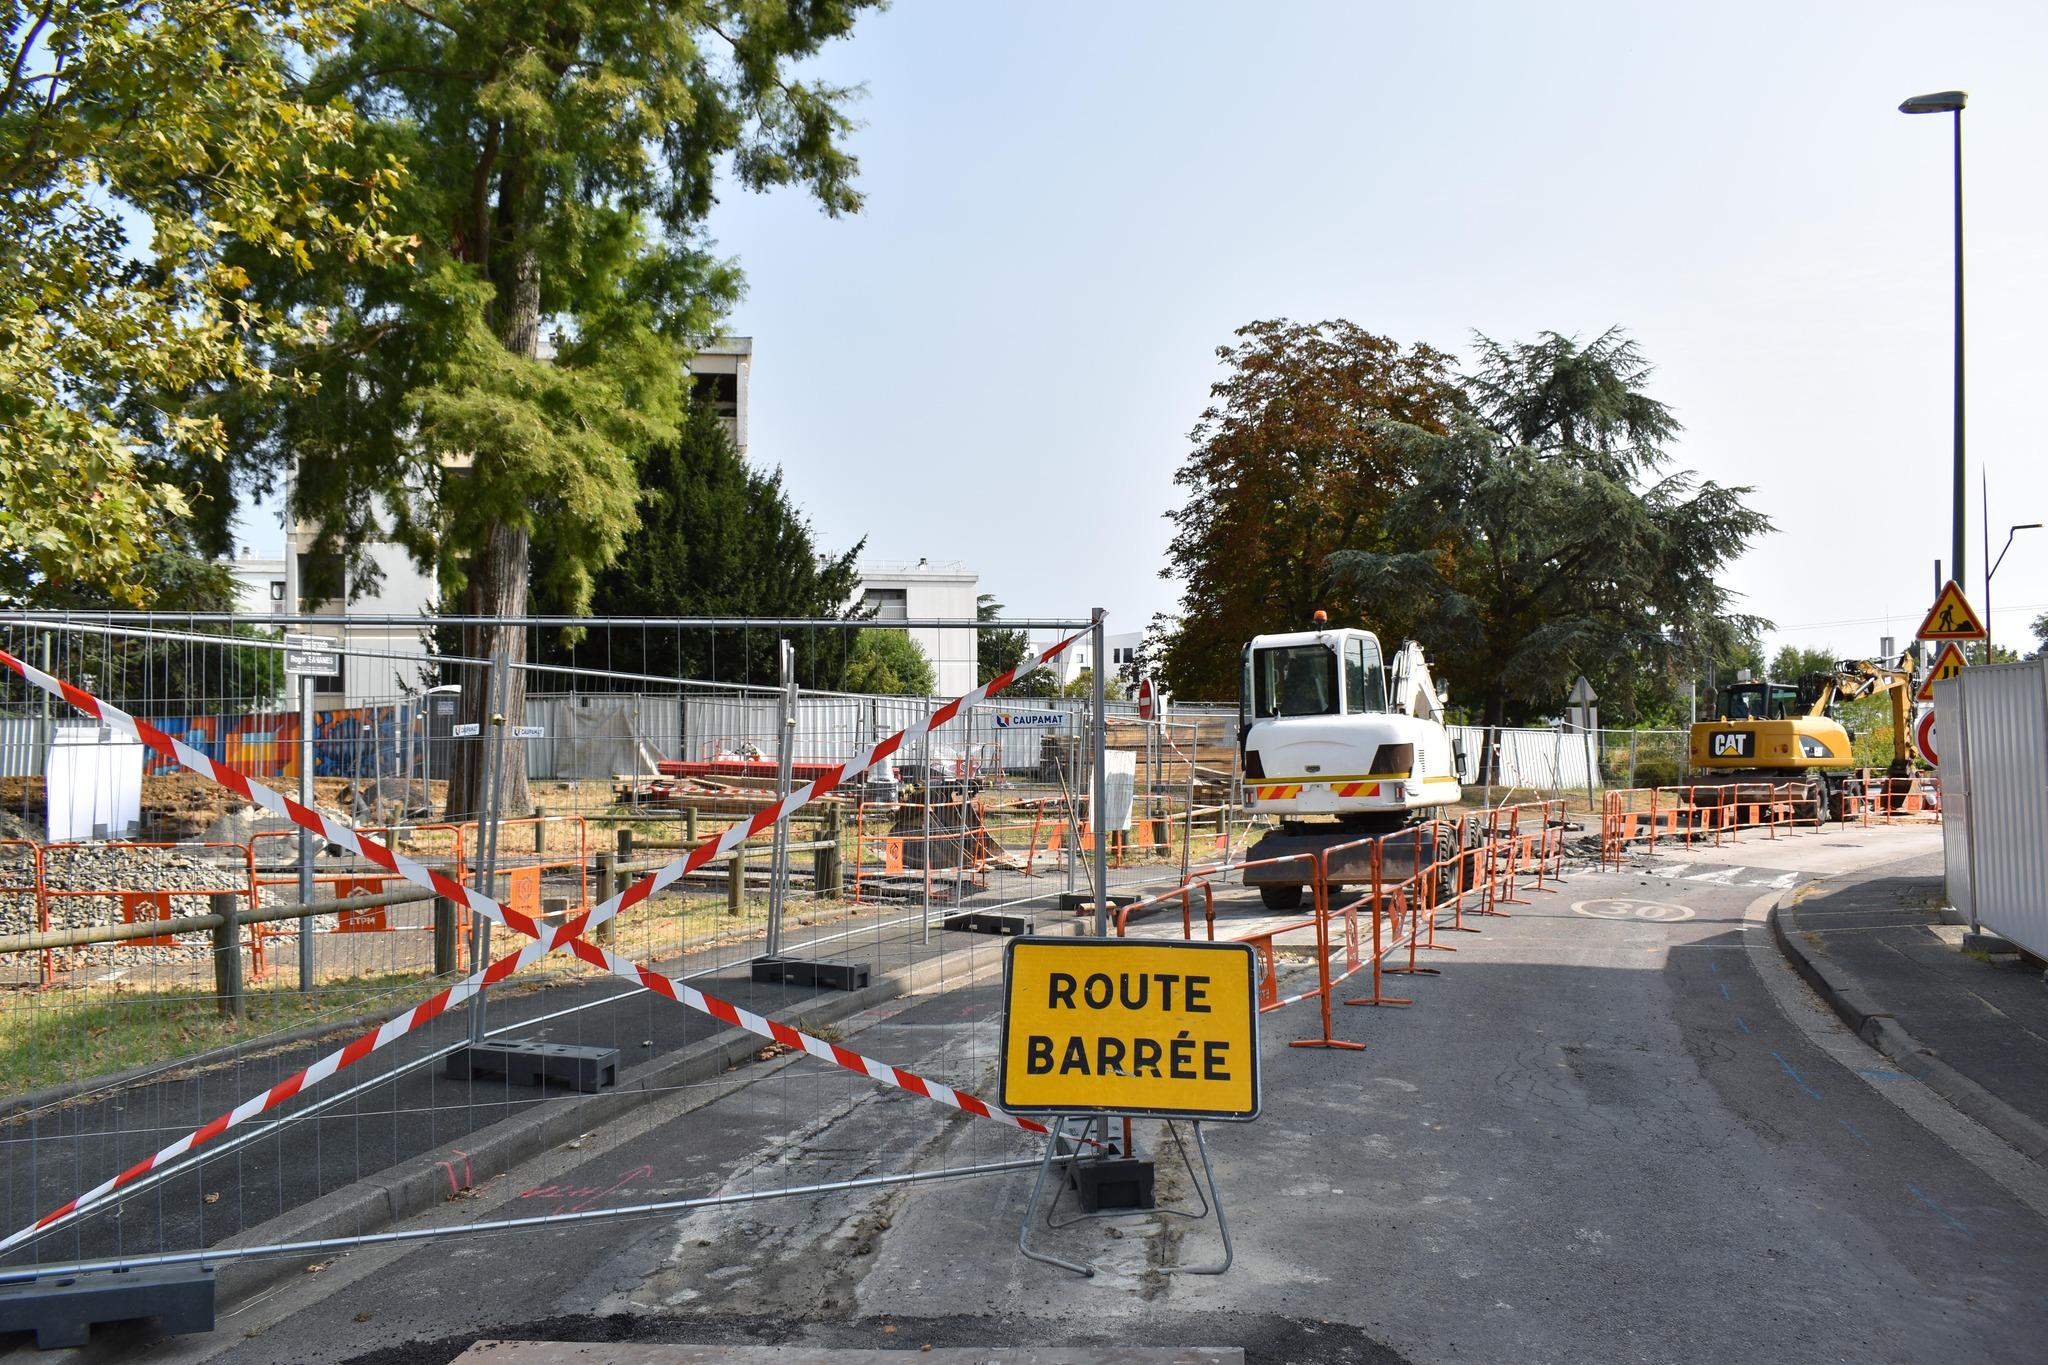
1936, 657, 2048, 954
0, 717, 49, 779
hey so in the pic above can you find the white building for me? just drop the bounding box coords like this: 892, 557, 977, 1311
1039, 629, 1144, 692
284, 535, 440, 707
224, 549, 290, 620
854, 560, 980, 697
689, 336, 751, 458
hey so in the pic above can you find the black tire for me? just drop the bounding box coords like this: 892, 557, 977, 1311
1259, 883, 1305, 911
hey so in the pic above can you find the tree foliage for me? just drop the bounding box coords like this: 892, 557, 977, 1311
842, 631, 934, 697
530, 399, 860, 686
209, 0, 878, 813
1326, 329, 1771, 741
1158, 320, 1459, 700
27, 551, 285, 708
976, 594, 1026, 683
1769, 645, 1839, 684
0, 0, 405, 602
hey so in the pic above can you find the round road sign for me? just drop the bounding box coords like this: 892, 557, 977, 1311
1916, 709, 1939, 767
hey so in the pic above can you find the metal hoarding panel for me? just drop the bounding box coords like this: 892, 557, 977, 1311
1938, 658, 2048, 956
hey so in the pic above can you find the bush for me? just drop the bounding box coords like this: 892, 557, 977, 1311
1633, 759, 1681, 790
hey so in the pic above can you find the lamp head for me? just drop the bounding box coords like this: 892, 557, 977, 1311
1900, 90, 1968, 114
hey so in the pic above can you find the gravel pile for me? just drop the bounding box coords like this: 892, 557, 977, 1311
0, 844, 263, 972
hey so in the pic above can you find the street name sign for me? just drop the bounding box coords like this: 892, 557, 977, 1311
999, 937, 1260, 1121
282, 634, 340, 678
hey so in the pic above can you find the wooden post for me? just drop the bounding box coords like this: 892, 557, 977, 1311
211, 891, 243, 1019
617, 826, 634, 860
728, 847, 745, 915
533, 804, 545, 855
433, 895, 458, 975
595, 850, 616, 946
685, 806, 698, 844
818, 804, 843, 898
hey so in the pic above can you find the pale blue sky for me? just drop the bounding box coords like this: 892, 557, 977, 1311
696, 0, 2048, 659
234, 1, 2048, 663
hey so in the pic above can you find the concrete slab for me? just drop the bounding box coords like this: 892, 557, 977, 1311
454, 1347, 1243, 1364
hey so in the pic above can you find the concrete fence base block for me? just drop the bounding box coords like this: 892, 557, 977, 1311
0, 1265, 215, 1351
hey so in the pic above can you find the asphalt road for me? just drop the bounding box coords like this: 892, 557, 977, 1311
21, 824, 2048, 1365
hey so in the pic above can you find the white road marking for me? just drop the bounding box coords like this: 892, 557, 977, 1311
1573, 898, 1696, 923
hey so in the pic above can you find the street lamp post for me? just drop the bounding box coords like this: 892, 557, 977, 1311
1986, 522, 2041, 660
1899, 89, 1969, 587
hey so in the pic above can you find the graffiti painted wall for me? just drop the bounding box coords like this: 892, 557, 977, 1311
147, 704, 414, 781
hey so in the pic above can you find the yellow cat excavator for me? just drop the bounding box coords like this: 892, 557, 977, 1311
1687, 653, 1919, 822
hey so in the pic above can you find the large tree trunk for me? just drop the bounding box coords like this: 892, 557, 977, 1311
446, 222, 542, 820
448, 521, 531, 820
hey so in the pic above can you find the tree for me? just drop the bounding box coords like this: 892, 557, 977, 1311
1060, 667, 1096, 701
1, 0, 404, 602
1769, 645, 1839, 683
842, 631, 934, 697
22, 551, 284, 709
212, 0, 879, 817
1157, 320, 1460, 700
530, 399, 860, 687
2031, 612, 2048, 659
1327, 329, 1770, 773
977, 595, 1028, 685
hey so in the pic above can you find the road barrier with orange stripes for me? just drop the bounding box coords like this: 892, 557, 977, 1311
1107, 804, 1575, 1052
1599, 781, 1827, 868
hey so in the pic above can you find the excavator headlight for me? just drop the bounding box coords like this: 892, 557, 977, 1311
1798, 736, 1834, 760
1243, 748, 1266, 780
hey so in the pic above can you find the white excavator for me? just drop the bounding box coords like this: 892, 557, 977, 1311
1237, 612, 1465, 909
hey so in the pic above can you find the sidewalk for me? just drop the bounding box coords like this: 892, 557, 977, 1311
1772, 849, 2048, 1163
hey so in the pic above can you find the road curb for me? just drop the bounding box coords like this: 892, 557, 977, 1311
1769, 890, 2048, 1168
211, 923, 1072, 1307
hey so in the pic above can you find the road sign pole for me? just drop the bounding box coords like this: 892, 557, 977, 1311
297, 672, 315, 992
467, 641, 512, 1048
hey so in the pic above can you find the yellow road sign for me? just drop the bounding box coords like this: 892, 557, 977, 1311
999, 937, 1260, 1121
1917, 641, 1968, 701
1916, 580, 1986, 641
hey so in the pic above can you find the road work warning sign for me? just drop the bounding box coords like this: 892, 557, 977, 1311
999, 937, 1260, 1121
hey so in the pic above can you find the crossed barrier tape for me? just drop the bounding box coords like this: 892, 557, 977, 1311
0, 628, 1087, 1253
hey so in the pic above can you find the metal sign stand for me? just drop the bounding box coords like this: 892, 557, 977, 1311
1017, 1113, 1233, 1277
281, 633, 340, 993
753, 638, 869, 992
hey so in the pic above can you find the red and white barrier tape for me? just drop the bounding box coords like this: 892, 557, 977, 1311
0, 625, 1087, 1250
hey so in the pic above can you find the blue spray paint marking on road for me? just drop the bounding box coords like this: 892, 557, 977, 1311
1708, 959, 1720, 974
1719, 982, 1730, 1001
1735, 1016, 1750, 1034
1771, 1050, 1824, 1101
1857, 1068, 1911, 1082
1905, 1182, 1969, 1236
1839, 1118, 1871, 1147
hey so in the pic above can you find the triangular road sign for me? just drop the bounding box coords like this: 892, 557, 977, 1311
1917, 641, 1968, 701
1917, 580, 1986, 641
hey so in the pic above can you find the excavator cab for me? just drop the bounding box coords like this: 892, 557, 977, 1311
1716, 682, 1801, 722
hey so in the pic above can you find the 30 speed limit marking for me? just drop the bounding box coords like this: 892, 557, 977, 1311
1572, 898, 1696, 923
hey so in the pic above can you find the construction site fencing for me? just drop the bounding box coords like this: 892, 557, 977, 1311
1110, 801, 1569, 1053
1591, 776, 1940, 867
0, 609, 1286, 1309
